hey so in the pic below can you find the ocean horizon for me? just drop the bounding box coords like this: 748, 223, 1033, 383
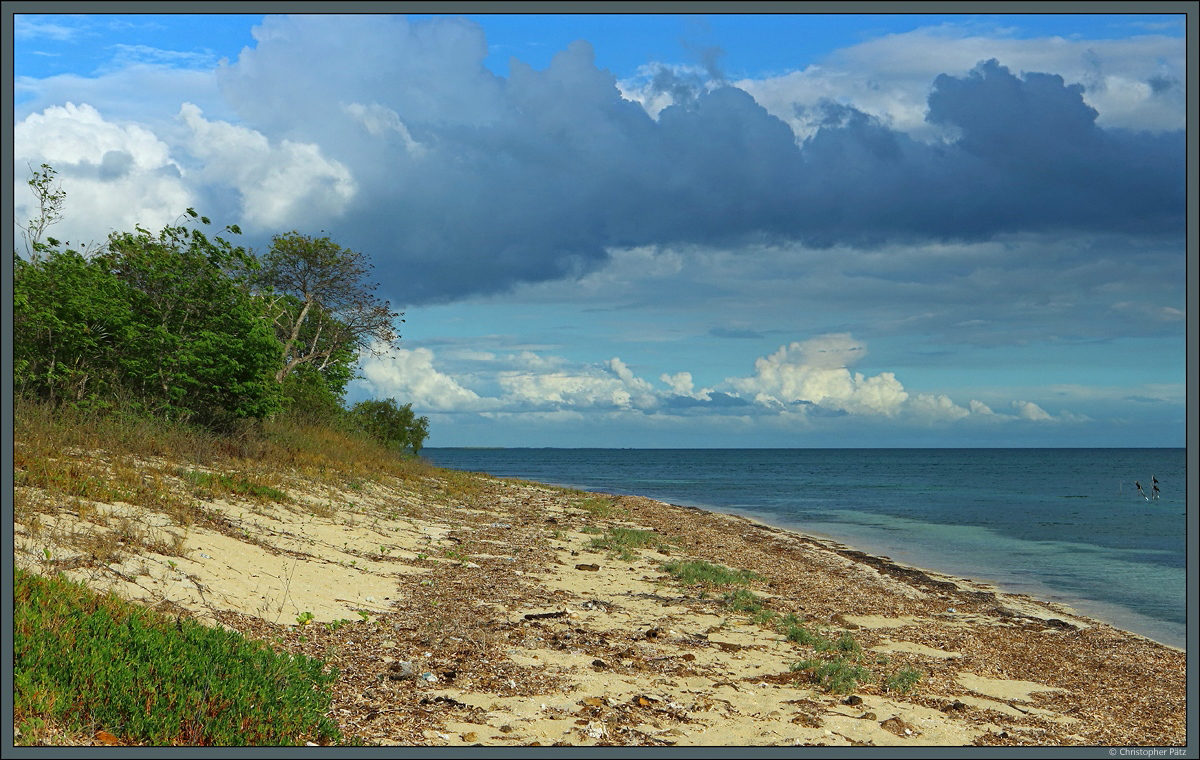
420, 447, 1188, 650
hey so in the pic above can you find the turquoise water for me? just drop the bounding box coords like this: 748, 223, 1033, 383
420, 448, 1188, 649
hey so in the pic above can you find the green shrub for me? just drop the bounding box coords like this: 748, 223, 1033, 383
13, 569, 341, 746
723, 589, 765, 614
660, 559, 762, 588
349, 398, 429, 455
589, 527, 665, 558
883, 667, 922, 694
791, 656, 873, 694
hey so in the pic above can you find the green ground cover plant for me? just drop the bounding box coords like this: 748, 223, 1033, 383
790, 656, 874, 695
660, 559, 763, 589
722, 588, 766, 614
883, 667, 922, 694
13, 568, 341, 746
588, 526, 668, 560
181, 469, 290, 503
572, 493, 619, 519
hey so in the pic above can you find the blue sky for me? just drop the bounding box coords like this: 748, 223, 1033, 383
11, 11, 1190, 447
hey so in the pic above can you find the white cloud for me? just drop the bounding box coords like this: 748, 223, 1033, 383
496, 356, 659, 411
357, 346, 494, 412
343, 102, 424, 155
1012, 399, 1053, 421
734, 23, 1185, 141
969, 399, 996, 415
729, 334, 908, 417
660, 371, 712, 400
176, 103, 356, 230
15, 19, 78, 41
13, 102, 192, 249
908, 393, 972, 421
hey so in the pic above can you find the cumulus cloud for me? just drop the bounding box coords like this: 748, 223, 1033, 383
350, 336, 1088, 436
737, 22, 1186, 139
908, 393, 972, 422
176, 103, 356, 230
495, 357, 659, 412
357, 346, 494, 412
1012, 400, 1053, 421
13, 102, 192, 248
197, 17, 1184, 305
660, 371, 712, 400
14, 16, 1183, 308
969, 399, 996, 415
728, 334, 908, 417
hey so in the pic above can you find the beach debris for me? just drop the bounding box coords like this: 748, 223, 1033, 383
584, 721, 607, 739
523, 610, 568, 621
386, 661, 417, 681
575, 563, 600, 571
880, 717, 918, 737
843, 695, 863, 706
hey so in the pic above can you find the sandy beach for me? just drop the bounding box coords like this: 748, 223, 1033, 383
12, 456, 1188, 747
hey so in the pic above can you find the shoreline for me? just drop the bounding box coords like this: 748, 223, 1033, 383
688, 501, 1187, 653
14, 458, 1188, 746
474, 472, 1186, 653
687, 503, 1186, 654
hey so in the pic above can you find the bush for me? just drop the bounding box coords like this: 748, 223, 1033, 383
349, 398, 429, 455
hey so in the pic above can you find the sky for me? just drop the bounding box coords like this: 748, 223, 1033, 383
9, 9, 1192, 448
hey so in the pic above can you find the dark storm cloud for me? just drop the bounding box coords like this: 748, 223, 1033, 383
216, 18, 1183, 305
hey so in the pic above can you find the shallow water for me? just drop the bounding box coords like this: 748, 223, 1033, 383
421, 448, 1187, 649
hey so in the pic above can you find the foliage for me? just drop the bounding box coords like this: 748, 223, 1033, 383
14, 208, 283, 429
99, 214, 283, 428
13, 568, 341, 746
181, 470, 290, 503
13, 164, 427, 443
13, 248, 128, 404
16, 163, 67, 258
723, 588, 765, 614
883, 667, 922, 694
660, 559, 763, 588
278, 363, 354, 424
589, 526, 668, 559
790, 656, 873, 694
349, 397, 429, 455
254, 232, 402, 383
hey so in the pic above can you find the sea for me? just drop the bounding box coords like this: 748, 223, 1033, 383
420, 448, 1188, 650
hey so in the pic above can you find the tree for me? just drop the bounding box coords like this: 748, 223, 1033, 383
16, 163, 66, 260
254, 232, 402, 384
15, 189, 284, 429
99, 212, 283, 427
350, 398, 429, 455
13, 248, 128, 404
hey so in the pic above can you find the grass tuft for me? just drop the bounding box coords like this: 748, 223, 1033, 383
661, 559, 762, 589
790, 656, 873, 694
588, 526, 668, 560
883, 667, 922, 694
